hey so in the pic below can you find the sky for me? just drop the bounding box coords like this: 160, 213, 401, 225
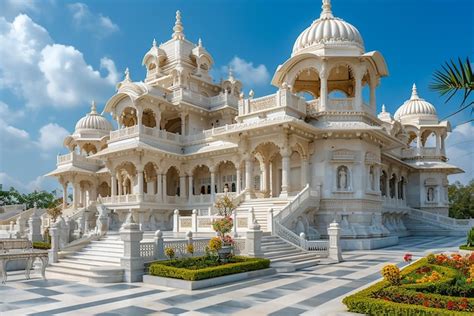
0, 0, 473, 194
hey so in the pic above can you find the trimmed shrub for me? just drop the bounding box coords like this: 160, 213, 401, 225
148, 256, 270, 281
32, 241, 51, 249
466, 227, 474, 247
382, 264, 401, 285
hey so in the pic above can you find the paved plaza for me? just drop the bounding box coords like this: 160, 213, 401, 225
1, 235, 464, 316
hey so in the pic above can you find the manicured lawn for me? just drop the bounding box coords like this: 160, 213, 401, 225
148, 256, 270, 281
460, 245, 474, 251
343, 253, 474, 315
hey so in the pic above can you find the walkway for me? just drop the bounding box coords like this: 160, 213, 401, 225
0, 235, 465, 316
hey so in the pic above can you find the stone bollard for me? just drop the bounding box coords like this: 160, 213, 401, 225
28, 207, 42, 242
267, 208, 274, 233
232, 210, 238, 237
245, 219, 263, 257
154, 230, 164, 260
186, 231, 193, 246
328, 221, 343, 262
49, 223, 59, 264
9, 220, 14, 234
173, 209, 179, 233
192, 209, 198, 233
120, 216, 144, 282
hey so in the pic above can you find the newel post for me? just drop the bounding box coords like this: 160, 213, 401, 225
49, 222, 59, 264
120, 217, 144, 282
328, 221, 343, 262
192, 209, 198, 233
154, 230, 164, 260
267, 208, 274, 233
173, 209, 179, 232
246, 219, 263, 257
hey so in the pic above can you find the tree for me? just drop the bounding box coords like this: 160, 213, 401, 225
448, 180, 474, 219
0, 187, 57, 209
430, 57, 473, 120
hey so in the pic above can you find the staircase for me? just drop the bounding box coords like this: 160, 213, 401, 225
262, 235, 321, 270
47, 235, 124, 283
236, 198, 290, 231
406, 208, 473, 237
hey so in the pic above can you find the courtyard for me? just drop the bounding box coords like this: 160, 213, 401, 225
1, 235, 465, 315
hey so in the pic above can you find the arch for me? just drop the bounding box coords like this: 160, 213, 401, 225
142, 108, 157, 128
98, 181, 111, 198
144, 162, 157, 194
81, 143, 97, 155
164, 116, 181, 134
192, 165, 211, 195
166, 166, 180, 196
292, 67, 320, 98
421, 130, 437, 147
116, 161, 137, 195
120, 107, 137, 127
327, 63, 356, 97
380, 170, 388, 196
216, 160, 237, 193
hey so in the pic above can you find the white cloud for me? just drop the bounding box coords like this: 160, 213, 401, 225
0, 14, 119, 109
0, 172, 58, 193
446, 123, 474, 184
224, 56, 270, 88
68, 2, 119, 38
36, 123, 69, 151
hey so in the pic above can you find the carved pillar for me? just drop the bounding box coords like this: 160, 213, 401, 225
369, 80, 376, 111
162, 173, 167, 200
262, 160, 270, 197
157, 174, 163, 201
280, 153, 290, 198
61, 181, 68, 209
416, 133, 422, 155
137, 166, 144, 200
180, 175, 186, 198
210, 168, 216, 201
354, 65, 366, 111
319, 62, 328, 111
188, 175, 193, 200
72, 182, 79, 209
236, 164, 241, 193
301, 157, 309, 188
180, 112, 186, 136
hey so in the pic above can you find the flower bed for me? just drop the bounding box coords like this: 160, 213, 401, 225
148, 256, 270, 281
343, 253, 474, 315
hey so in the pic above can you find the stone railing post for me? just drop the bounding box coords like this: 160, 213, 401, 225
120, 217, 144, 282
267, 208, 274, 233
192, 209, 198, 233
299, 232, 307, 249
247, 207, 255, 229
49, 223, 59, 264
186, 231, 193, 246
245, 219, 263, 257
28, 208, 42, 242
154, 230, 164, 260
173, 209, 179, 232
232, 210, 238, 237
328, 221, 343, 262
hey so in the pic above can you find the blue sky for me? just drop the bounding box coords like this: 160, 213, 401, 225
0, 0, 473, 193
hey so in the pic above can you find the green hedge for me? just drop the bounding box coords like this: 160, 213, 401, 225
459, 245, 474, 251
343, 258, 473, 315
32, 241, 51, 249
148, 256, 270, 281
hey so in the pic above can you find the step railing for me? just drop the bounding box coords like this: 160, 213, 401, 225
274, 222, 328, 254
408, 208, 473, 231
273, 184, 320, 226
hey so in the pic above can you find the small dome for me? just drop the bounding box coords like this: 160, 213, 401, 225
292, 0, 364, 56
75, 101, 113, 132
394, 84, 438, 121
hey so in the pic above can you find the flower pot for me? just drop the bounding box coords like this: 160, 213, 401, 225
217, 245, 233, 263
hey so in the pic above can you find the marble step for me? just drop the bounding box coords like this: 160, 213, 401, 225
65, 254, 121, 263
264, 249, 303, 258
81, 246, 124, 253
262, 244, 295, 252
47, 266, 124, 283
270, 252, 320, 263
59, 258, 116, 267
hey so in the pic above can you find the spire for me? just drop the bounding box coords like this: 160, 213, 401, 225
198, 37, 202, 47
320, 0, 334, 19
410, 83, 419, 100
228, 66, 234, 80
123, 67, 131, 82
152, 38, 157, 47
381, 104, 386, 113
90, 100, 97, 114
172, 10, 185, 40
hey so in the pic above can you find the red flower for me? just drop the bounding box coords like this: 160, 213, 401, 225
403, 253, 413, 262
423, 300, 430, 307
446, 301, 455, 310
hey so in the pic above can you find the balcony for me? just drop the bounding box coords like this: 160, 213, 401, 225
401, 147, 445, 160
168, 89, 239, 110
56, 152, 102, 171
307, 98, 371, 114
100, 193, 212, 207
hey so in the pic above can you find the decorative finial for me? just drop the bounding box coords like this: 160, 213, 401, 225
381, 104, 386, 113
198, 37, 202, 47
228, 66, 234, 79
172, 10, 185, 40
90, 100, 97, 114
152, 38, 157, 47
124, 67, 131, 82
320, 0, 333, 19
410, 83, 419, 100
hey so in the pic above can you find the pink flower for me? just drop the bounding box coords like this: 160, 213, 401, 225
403, 253, 413, 262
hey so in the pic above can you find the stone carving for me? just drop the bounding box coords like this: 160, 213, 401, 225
427, 187, 434, 202
337, 166, 349, 190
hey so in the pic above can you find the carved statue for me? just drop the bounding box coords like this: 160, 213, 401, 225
427, 187, 434, 202
369, 166, 375, 191
337, 166, 348, 190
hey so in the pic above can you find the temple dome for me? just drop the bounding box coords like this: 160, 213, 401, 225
75, 101, 113, 132
292, 0, 364, 56
394, 84, 438, 121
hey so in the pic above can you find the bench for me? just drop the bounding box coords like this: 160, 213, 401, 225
0, 238, 48, 284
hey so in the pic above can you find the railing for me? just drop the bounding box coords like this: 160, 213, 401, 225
249, 94, 276, 112
408, 208, 473, 231
274, 222, 328, 254
382, 196, 407, 208
401, 147, 444, 159
56, 152, 102, 168
139, 241, 155, 260
273, 184, 320, 226
101, 194, 139, 204
169, 89, 239, 109
0, 204, 26, 213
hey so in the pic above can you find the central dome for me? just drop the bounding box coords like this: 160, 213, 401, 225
292, 0, 364, 56
75, 101, 113, 132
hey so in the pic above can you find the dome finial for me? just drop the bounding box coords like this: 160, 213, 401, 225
124, 67, 131, 82
198, 37, 202, 47
228, 66, 234, 80
172, 10, 185, 40
90, 100, 97, 114
411, 83, 419, 100
152, 38, 157, 47
381, 104, 386, 113
320, 0, 334, 19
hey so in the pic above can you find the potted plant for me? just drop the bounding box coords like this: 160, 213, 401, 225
211, 195, 236, 262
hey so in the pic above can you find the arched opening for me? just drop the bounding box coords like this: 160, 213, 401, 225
166, 166, 180, 196
216, 161, 237, 193
328, 90, 348, 99
98, 181, 111, 198
407, 131, 418, 148
389, 174, 397, 198
193, 165, 211, 195
253, 142, 282, 197
144, 162, 157, 194
120, 107, 137, 128
116, 162, 136, 195
293, 68, 320, 100
422, 130, 437, 148
380, 171, 387, 196
164, 117, 182, 134
81, 143, 97, 156
328, 64, 355, 98
336, 165, 350, 190
142, 109, 157, 128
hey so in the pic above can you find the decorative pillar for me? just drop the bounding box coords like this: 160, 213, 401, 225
236, 164, 241, 193
245, 219, 263, 257
280, 153, 290, 198
354, 66, 365, 111
267, 208, 274, 233
120, 217, 144, 282
191, 209, 198, 232
210, 168, 216, 201
328, 221, 343, 262
157, 174, 162, 201
117, 174, 123, 196
61, 182, 68, 209
162, 173, 167, 201
262, 160, 270, 197
154, 230, 164, 260
49, 223, 59, 264
416, 133, 422, 156
369, 81, 376, 110
188, 175, 194, 201
72, 182, 79, 209
319, 62, 328, 111
137, 166, 144, 201
179, 175, 186, 198
245, 158, 254, 198
436, 133, 441, 155
180, 112, 186, 136
173, 209, 179, 232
